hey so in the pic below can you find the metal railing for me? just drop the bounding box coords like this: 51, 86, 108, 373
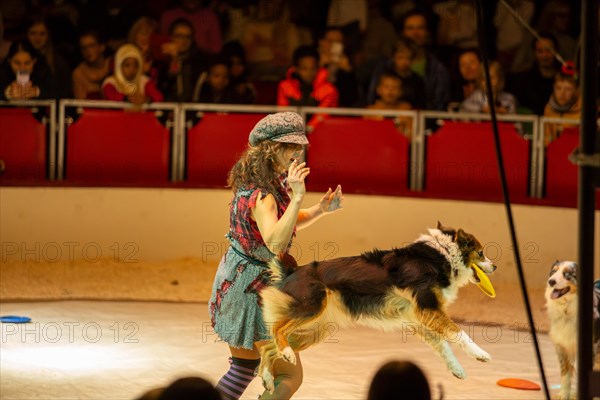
0, 100, 590, 202
535, 117, 590, 198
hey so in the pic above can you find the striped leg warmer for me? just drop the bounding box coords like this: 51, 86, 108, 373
216, 357, 260, 400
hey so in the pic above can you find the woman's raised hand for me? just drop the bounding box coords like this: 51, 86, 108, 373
287, 159, 310, 200
319, 184, 344, 214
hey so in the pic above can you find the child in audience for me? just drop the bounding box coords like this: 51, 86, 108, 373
543, 69, 580, 145
461, 61, 517, 114
368, 71, 412, 112
368, 38, 426, 108
102, 43, 163, 104
277, 45, 338, 128
26, 17, 72, 98
366, 71, 414, 138
192, 55, 233, 103
0, 40, 57, 100
221, 40, 256, 104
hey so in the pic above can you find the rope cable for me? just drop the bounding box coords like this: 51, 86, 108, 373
473, 1, 551, 398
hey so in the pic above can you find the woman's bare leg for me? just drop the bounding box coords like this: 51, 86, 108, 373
257, 347, 303, 400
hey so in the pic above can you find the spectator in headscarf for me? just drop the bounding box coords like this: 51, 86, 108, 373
102, 43, 163, 104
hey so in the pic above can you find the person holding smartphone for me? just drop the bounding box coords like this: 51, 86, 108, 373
0, 40, 57, 100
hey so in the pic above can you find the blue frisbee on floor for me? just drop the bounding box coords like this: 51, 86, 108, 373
0, 315, 31, 323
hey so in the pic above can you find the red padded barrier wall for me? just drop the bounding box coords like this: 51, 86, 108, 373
66, 109, 170, 185
424, 121, 531, 202
186, 112, 265, 187
544, 127, 600, 208
545, 127, 579, 207
0, 108, 46, 184
306, 117, 411, 196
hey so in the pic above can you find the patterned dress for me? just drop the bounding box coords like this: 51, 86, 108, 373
209, 176, 292, 349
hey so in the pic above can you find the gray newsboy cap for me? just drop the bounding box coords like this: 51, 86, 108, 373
248, 112, 308, 146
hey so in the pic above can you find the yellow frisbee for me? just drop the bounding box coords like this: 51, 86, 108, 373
472, 263, 496, 298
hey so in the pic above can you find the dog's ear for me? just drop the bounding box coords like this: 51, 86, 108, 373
454, 229, 474, 247
437, 221, 456, 237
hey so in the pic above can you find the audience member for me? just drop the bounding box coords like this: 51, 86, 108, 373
159, 376, 222, 400
318, 27, 359, 107
448, 48, 481, 110
134, 377, 221, 400
160, 0, 222, 54
238, 1, 312, 81
0, 11, 11, 63
433, 0, 478, 53
493, 0, 535, 73
461, 60, 517, 114
543, 69, 580, 145
356, 1, 398, 95
368, 71, 411, 110
78, 1, 141, 53
135, 387, 163, 400
102, 43, 163, 104
367, 360, 432, 400
277, 45, 339, 128
399, 9, 450, 110
509, 34, 560, 115
26, 17, 72, 98
161, 18, 208, 102
326, 0, 368, 58
220, 40, 257, 104
0, 40, 57, 100
389, 1, 417, 25
536, 0, 577, 63
368, 37, 426, 109
72, 30, 111, 100
366, 71, 414, 138
192, 55, 233, 103
127, 16, 169, 87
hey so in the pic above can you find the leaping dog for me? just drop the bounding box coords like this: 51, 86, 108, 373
258, 222, 497, 392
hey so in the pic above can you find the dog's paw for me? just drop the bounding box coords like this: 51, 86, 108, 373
554, 390, 574, 400
261, 369, 275, 393
464, 343, 491, 362
473, 348, 491, 362
281, 346, 296, 365
450, 364, 467, 380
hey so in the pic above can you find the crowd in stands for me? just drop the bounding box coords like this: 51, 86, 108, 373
0, 0, 591, 141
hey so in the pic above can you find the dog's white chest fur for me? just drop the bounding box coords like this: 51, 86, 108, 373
548, 298, 577, 357
419, 229, 473, 304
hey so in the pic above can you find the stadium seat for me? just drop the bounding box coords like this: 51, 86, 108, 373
424, 121, 531, 203
186, 112, 266, 188
306, 117, 411, 196
544, 127, 600, 208
65, 109, 171, 185
0, 108, 47, 184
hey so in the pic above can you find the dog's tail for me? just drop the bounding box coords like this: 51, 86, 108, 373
268, 253, 298, 285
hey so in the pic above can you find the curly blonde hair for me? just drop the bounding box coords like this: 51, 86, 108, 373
228, 141, 287, 194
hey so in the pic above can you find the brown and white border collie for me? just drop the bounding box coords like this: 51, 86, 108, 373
545, 261, 600, 400
258, 222, 497, 392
